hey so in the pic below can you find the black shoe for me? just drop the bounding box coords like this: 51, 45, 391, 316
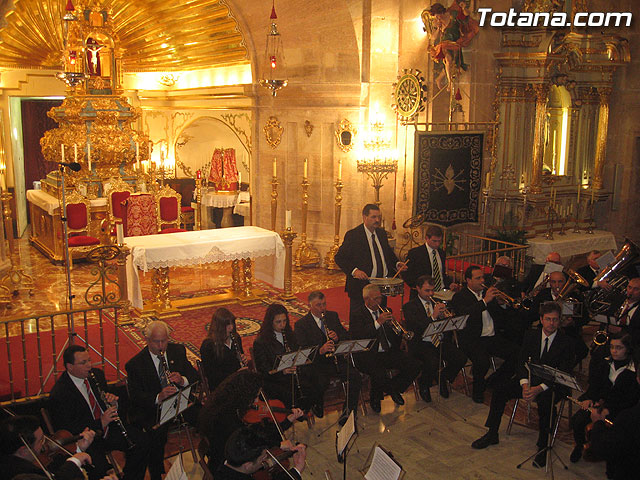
471, 431, 499, 449
390, 391, 405, 406
311, 403, 324, 419
439, 382, 450, 398
338, 409, 352, 427
419, 387, 432, 403
570, 444, 582, 463
370, 397, 381, 413
533, 451, 547, 468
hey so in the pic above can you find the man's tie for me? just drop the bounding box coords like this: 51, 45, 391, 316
431, 249, 443, 291
371, 233, 384, 278
541, 337, 549, 359
373, 310, 390, 351
157, 354, 169, 388
84, 379, 101, 420
619, 302, 631, 326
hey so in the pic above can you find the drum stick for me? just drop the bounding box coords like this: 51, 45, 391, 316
391, 259, 409, 279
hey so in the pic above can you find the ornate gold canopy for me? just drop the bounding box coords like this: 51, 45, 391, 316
0, 0, 248, 71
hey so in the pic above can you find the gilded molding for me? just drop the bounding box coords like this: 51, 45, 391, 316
263, 116, 283, 150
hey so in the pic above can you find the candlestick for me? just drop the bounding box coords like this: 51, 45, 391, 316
280, 229, 297, 300
337, 159, 342, 181
294, 176, 320, 269
303, 158, 308, 179
271, 176, 279, 231
273, 157, 277, 177
324, 177, 344, 270
61, 144, 65, 163
285, 210, 291, 229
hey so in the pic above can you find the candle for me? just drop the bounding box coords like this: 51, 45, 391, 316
116, 223, 124, 244
74, 144, 78, 163
238, 171, 242, 185
61, 144, 65, 163
303, 158, 308, 178
285, 210, 292, 229
197, 169, 201, 179
273, 157, 277, 177
485, 171, 490, 187
338, 159, 342, 181
87, 143, 92, 171
136, 142, 140, 170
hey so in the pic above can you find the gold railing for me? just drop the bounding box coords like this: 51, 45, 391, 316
0, 304, 127, 405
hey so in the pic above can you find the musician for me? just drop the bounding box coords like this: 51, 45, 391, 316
215, 423, 306, 480
402, 275, 467, 402
615, 277, 640, 348
530, 271, 589, 367
252, 303, 315, 411
569, 332, 639, 467
198, 370, 304, 473
522, 252, 562, 293
486, 256, 527, 344
200, 307, 248, 392
294, 291, 362, 424
576, 250, 602, 288
334, 204, 407, 311
0, 415, 93, 480
402, 225, 457, 299
49, 345, 149, 480
471, 302, 575, 469
125, 320, 198, 480
349, 284, 421, 413
449, 266, 519, 403
588, 351, 640, 480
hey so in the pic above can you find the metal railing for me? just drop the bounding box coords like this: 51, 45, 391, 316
0, 304, 127, 404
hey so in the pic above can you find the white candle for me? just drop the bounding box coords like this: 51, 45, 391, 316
303, 158, 308, 178
338, 159, 342, 181
61, 144, 65, 163
74, 144, 78, 163
116, 223, 124, 244
285, 210, 292, 229
238, 171, 242, 185
273, 157, 277, 177
87, 143, 92, 171
136, 142, 140, 169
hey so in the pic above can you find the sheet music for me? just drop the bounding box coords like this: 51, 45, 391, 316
543, 262, 564, 274
449, 315, 468, 331
336, 411, 355, 456
334, 339, 373, 355
165, 455, 188, 480
273, 352, 297, 372
433, 289, 454, 302
364, 446, 402, 480
593, 314, 617, 325
158, 385, 193, 426
596, 251, 616, 271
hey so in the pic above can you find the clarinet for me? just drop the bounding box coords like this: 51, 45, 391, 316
87, 371, 135, 449
281, 333, 306, 405
158, 351, 179, 388
231, 332, 248, 368
320, 313, 339, 370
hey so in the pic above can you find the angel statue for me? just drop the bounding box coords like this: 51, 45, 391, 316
422, 1, 479, 89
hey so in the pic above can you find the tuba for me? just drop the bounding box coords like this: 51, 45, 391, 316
587, 239, 640, 314
557, 268, 590, 301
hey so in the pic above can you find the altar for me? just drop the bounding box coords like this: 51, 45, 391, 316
124, 226, 284, 314
527, 230, 617, 264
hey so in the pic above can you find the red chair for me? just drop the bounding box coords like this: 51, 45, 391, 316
65, 190, 100, 265
122, 194, 158, 237
104, 177, 134, 238
156, 185, 187, 234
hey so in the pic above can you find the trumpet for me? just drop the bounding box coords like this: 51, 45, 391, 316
481, 283, 527, 310
379, 306, 414, 341
87, 371, 135, 450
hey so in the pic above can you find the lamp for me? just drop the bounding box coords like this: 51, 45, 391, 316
259, 1, 288, 96
357, 113, 398, 207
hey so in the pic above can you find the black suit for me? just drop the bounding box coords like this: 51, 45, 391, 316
449, 287, 518, 397
48, 369, 148, 480
402, 297, 466, 391
401, 244, 451, 299
0, 454, 86, 480
294, 311, 362, 412
576, 265, 598, 289
484, 328, 575, 449
349, 305, 420, 401
199, 338, 243, 392
335, 224, 399, 308
125, 343, 197, 480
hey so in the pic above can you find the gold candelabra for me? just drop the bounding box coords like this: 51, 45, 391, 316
271, 175, 279, 231
280, 228, 297, 300
294, 169, 320, 269
324, 177, 344, 270
357, 119, 397, 207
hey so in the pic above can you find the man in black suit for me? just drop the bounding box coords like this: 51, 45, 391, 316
0, 415, 93, 480
125, 320, 198, 480
402, 225, 458, 299
522, 252, 562, 294
471, 302, 575, 469
349, 284, 421, 413
576, 250, 602, 288
335, 204, 406, 311
49, 345, 149, 480
403, 275, 467, 402
294, 291, 361, 424
602, 277, 640, 349
449, 266, 518, 403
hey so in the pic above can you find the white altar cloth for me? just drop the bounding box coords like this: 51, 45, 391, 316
527, 230, 617, 264
26, 189, 107, 216
201, 190, 238, 208
125, 226, 285, 309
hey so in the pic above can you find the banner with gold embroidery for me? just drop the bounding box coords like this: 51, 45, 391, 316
414, 131, 482, 226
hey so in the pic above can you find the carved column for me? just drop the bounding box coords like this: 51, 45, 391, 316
593, 87, 611, 190
529, 83, 549, 194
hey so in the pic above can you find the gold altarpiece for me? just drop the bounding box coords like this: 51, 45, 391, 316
488, 20, 629, 238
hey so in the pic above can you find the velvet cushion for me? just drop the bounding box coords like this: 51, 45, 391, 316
68, 235, 100, 247
160, 227, 187, 234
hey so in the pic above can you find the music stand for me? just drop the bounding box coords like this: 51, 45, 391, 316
515, 364, 581, 478
359, 443, 405, 480
335, 410, 357, 480
154, 382, 199, 465
270, 346, 317, 418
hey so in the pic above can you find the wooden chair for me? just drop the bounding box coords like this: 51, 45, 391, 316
156, 185, 187, 234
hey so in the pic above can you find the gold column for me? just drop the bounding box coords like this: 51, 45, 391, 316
195, 177, 202, 231
593, 87, 611, 190
324, 178, 344, 270
151, 267, 171, 310
231, 259, 241, 293
1, 190, 14, 253
270, 175, 278, 231
529, 83, 549, 194
294, 175, 320, 269
242, 258, 253, 297
280, 228, 297, 300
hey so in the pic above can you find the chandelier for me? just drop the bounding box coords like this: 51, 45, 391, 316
259, 1, 288, 96
357, 115, 398, 206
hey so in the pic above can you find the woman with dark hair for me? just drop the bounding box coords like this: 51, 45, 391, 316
569, 331, 640, 466
200, 307, 247, 391
197, 370, 303, 472
252, 303, 314, 410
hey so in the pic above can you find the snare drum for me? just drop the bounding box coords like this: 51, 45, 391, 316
369, 277, 404, 297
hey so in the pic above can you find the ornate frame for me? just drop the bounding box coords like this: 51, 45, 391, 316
263, 116, 284, 149
335, 119, 357, 153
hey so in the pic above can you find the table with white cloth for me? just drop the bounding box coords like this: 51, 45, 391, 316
527, 230, 617, 264
200, 190, 238, 229
124, 226, 285, 313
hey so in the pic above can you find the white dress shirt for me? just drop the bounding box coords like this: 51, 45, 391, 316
469, 287, 495, 337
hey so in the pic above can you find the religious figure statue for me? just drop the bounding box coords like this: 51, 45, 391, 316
422, 1, 479, 89
86, 37, 104, 76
